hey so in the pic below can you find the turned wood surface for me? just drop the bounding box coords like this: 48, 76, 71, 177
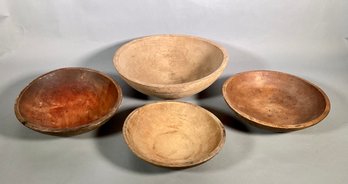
222, 70, 330, 132
114, 35, 228, 99
123, 101, 225, 167
15, 68, 122, 135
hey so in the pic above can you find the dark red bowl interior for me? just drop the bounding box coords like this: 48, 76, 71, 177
16, 68, 121, 131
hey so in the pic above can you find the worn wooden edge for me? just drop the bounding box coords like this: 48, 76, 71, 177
222, 70, 331, 132
14, 67, 123, 136
122, 101, 226, 168
113, 34, 229, 89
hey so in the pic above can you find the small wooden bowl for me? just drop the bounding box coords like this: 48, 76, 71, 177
14, 67, 122, 136
123, 101, 225, 167
222, 70, 330, 132
113, 35, 228, 99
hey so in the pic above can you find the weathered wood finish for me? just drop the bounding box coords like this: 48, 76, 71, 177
123, 101, 225, 167
14, 67, 122, 136
222, 70, 330, 132
113, 35, 228, 99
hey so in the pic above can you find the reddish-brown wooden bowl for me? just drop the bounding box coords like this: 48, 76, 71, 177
222, 70, 330, 132
14, 67, 122, 136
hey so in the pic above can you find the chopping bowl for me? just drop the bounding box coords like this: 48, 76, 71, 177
123, 101, 225, 167
113, 35, 228, 99
222, 70, 330, 132
15, 67, 122, 136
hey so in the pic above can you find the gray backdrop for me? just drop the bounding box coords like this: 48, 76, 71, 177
0, 0, 347, 183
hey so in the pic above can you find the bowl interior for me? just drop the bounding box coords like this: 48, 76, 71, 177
124, 102, 224, 167
17, 68, 120, 130
115, 35, 225, 85
223, 71, 329, 128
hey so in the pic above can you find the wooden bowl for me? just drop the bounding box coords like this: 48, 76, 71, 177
14, 67, 122, 136
123, 101, 225, 167
113, 35, 228, 99
222, 70, 330, 132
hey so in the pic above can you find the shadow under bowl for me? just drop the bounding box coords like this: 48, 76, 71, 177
113, 34, 228, 99
14, 67, 122, 136
222, 70, 330, 132
123, 101, 225, 168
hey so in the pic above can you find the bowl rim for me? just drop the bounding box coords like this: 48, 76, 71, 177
222, 70, 331, 131
14, 67, 123, 135
122, 101, 226, 168
113, 34, 229, 88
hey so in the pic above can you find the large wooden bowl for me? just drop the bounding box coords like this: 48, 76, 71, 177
113, 35, 228, 99
123, 101, 225, 167
14, 68, 122, 136
222, 70, 330, 132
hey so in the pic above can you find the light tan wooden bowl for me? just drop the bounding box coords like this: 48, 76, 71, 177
14, 67, 122, 136
222, 70, 330, 132
123, 101, 225, 167
113, 35, 228, 99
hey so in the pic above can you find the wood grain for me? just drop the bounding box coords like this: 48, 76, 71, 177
14, 67, 122, 136
123, 101, 225, 167
222, 70, 330, 132
113, 35, 228, 99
